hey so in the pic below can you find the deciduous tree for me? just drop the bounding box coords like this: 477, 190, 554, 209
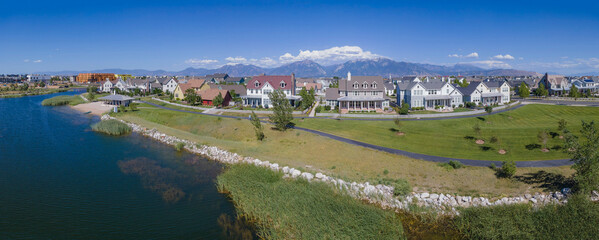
268, 90, 293, 131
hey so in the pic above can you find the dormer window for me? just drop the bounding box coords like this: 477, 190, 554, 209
371, 82, 377, 89
280, 81, 286, 88
363, 82, 368, 89
353, 82, 359, 89
254, 82, 260, 88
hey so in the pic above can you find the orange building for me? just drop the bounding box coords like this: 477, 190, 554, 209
77, 73, 116, 83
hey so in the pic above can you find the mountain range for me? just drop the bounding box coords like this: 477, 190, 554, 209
36, 58, 540, 77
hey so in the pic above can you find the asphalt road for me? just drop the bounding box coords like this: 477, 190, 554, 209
140, 100, 573, 167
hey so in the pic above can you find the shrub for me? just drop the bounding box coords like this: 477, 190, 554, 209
324, 105, 331, 111
175, 142, 185, 151
383, 169, 389, 175
378, 178, 411, 196
490, 136, 498, 143
498, 159, 516, 178
485, 106, 493, 114
448, 160, 464, 169
91, 120, 132, 136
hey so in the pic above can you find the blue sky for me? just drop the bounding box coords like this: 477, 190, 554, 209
1, 0, 598, 74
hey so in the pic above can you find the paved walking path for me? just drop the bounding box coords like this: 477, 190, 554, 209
140, 100, 573, 167
308, 101, 319, 117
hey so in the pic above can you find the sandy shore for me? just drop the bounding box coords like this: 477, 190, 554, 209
71, 102, 114, 116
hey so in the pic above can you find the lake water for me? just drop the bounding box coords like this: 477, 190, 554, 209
0, 90, 252, 239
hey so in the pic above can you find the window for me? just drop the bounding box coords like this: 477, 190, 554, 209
280, 81, 286, 88
353, 82, 359, 89
254, 82, 260, 88
371, 82, 377, 89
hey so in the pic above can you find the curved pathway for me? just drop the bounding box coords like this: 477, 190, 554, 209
139, 100, 572, 168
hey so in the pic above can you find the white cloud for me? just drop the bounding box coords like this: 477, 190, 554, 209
33, 59, 42, 63
463, 60, 512, 69
225, 56, 247, 62
519, 57, 524, 60
528, 58, 599, 70
224, 56, 278, 68
448, 52, 479, 59
185, 58, 219, 67
24, 59, 30, 62
278, 46, 384, 65
492, 54, 515, 60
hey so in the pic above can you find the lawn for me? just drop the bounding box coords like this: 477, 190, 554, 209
295, 104, 599, 161
112, 104, 574, 196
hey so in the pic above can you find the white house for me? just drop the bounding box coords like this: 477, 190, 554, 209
26, 74, 51, 82
162, 78, 179, 94
243, 74, 300, 108
399, 80, 463, 109
456, 81, 510, 106
100, 79, 128, 92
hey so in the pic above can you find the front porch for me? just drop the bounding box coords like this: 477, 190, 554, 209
338, 100, 385, 113
481, 93, 503, 106
423, 95, 453, 110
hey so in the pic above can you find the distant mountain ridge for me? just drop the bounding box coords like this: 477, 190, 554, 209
36, 58, 539, 77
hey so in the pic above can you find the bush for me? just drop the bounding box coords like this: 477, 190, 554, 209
490, 136, 498, 143
498, 160, 516, 178
91, 120, 132, 136
324, 105, 331, 111
448, 160, 464, 169
175, 142, 185, 151
378, 178, 411, 196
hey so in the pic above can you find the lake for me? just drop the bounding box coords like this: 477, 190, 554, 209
0, 90, 252, 239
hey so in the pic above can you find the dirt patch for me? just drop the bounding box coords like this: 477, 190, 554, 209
71, 101, 113, 116
498, 149, 507, 155
396, 132, 405, 136
541, 148, 550, 152
475, 139, 485, 145
559, 135, 564, 139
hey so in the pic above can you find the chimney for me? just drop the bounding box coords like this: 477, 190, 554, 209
347, 71, 351, 81
291, 73, 296, 95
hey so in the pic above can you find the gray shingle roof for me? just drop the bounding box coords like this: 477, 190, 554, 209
99, 94, 135, 101
325, 88, 339, 100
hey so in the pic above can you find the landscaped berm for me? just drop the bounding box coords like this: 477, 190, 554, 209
91, 120, 132, 136
295, 104, 599, 161
41, 95, 85, 106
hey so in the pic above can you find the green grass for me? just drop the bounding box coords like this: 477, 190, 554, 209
1, 88, 67, 98
217, 164, 405, 239
111, 105, 576, 196
41, 95, 85, 106
295, 104, 599, 161
453, 195, 599, 240
91, 120, 132, 135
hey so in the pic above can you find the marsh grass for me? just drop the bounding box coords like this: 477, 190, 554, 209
453, 194, 599, 239
217, 164, 406, 239
91, 120, 132, 136
41, 95, 85, 106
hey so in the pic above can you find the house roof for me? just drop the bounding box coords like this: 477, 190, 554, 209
301, 83, 322, 90
325, 88, 339, 100
247, 75, 294, 90
224, 77, 244, 83
383, 81, 395, 90
187, 78, 206, 88
339, 76, 385, 91
206, 73, 229, 79
207, 83, 246, 96
199, 89, 229, 101
456, 83, 480, 95
420, 81, 446, 90
483, 80, 507, 88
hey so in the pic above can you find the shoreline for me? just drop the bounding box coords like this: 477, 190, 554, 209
101, 114, 598, 215
0, 88, 69, 98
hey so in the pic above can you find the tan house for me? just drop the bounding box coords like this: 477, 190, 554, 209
173, 79, 206, 100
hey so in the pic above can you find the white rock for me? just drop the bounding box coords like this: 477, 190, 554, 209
291, 169, 301, 178
282, 166, 289, 174
430, 194, 439, 200
315, 173, 324, 179
301, 172, 314, 181
421, 192, 430, 198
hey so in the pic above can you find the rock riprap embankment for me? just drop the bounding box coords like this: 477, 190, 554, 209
102, 115, 597, 215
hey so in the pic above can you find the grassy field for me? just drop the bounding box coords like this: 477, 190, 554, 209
217, 164, 405, 239
0, 88, 68, 98
453, 195, 599, 239
41, 95, 86, 106
112, 104, 574, 196
295, 104, 599, 161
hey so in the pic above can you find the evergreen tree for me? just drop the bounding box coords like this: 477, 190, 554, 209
268, 90, 293, 131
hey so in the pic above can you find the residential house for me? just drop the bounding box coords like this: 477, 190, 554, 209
571, 77, 599, 95
198, 89, 231, 106
100, 78, 128, 92
456, 81, 509, 106
162, 78, 179, 94
539, 73, 570, 96
384, 81, 395, 96
206, 83, 246, 100
205, 73, 229, 83
172, 79, 206, 100
336, 72, 390, 113
399, 80, 463, 109
324, 87, 339, 109
244, 74, 300, 108
223, 77, 245, 84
